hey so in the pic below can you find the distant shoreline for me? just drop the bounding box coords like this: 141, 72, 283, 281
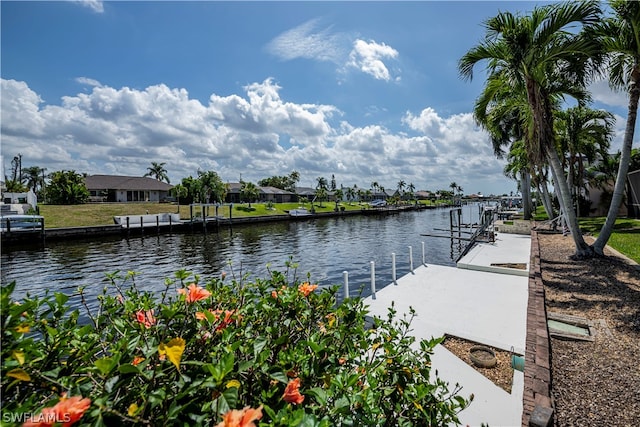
2, 203, 454, 247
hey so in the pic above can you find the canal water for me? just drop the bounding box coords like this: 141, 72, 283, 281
1, 205, 483, 312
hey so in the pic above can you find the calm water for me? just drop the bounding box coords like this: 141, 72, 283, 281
1, 205, 483, 312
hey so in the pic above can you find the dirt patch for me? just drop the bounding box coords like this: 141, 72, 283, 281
442, 335, 515, 393
490, 262, 528, 270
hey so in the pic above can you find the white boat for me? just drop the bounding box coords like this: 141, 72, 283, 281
1, 214, 44, 232
288, 207, 312, 217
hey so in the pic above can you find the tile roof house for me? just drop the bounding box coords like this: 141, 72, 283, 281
85, 175, 173, 203
224, 183, 296, 204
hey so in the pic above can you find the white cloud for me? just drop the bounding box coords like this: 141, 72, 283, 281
75, 77, 103, 88
1, 78, 511, 195
266, 18, 347, 63
347, 39, 399, 81
267, 21, 401, 83
73, 0, 104, 13
589, 78, 628, 109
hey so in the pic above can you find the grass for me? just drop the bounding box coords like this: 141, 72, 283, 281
578, 217, 640, 263
38, 199, 455, 229
37, 201, 408, 228
531, 207, 639, 263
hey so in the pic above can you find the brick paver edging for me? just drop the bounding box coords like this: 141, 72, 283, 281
522, 230, 554, 427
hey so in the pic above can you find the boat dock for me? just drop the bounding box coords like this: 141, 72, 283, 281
363, 232, 531, 426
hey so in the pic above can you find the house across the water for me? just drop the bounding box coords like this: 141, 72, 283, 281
85, 175, 173, 203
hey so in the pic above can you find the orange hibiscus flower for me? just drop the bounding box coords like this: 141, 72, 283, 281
298, 282, 318, 297
283, 378, 305, 405
195, 309, 215, 321
177, 283, 212, 303
23, 395, 91, 427
215, 405, 263, 427
135, 309, 156, 329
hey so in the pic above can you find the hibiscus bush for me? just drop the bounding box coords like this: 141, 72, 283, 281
1, 264, 471, 426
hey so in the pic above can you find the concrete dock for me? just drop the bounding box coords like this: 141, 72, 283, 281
363, 232, 531, 427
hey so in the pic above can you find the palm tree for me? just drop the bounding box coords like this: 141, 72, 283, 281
172, 183, 187, 213
407, 182, 416, 203
592, 0, 640, 255
144, 162, 170, 184
22, 166, 47, 196
459, 1, 603, 258
397, 180, 406, 200
240, 181, 260, 207
472, 71, 535, 219
370, 181, 379, 198
314, 187, 327, 208
555, 106, 614, 217
316, 177, 328, 190
333, 188, 344, 211
288, 170, 301, 193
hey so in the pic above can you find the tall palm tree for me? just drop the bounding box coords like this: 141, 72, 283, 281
288, 170, 301, 193
449, 182, 457, 194
555, 106, 614, 217
407, 182, 416, 202
592, 0, 640, 255
314, 187, 327, 207
333, 188, 344, 211
370, 181, 379, 198
459, 1, 603, 258
316, 176, 328, 190
144, 162, 170, 183
397, 180, 406, 199
473, 71, 535, 219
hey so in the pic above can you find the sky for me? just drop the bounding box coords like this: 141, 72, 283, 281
0, 1, 634, 196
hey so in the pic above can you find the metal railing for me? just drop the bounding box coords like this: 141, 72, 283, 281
342, 242, 427, 301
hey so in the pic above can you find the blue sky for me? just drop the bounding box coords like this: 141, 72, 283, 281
1, 1, 632, 196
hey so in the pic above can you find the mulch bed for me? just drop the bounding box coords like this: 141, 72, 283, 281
442, 335, 514, 393
538, 233, 640, 427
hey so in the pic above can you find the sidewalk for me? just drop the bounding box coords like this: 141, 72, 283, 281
363, 233, 531, 426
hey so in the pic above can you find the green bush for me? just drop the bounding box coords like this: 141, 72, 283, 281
1, 266, 470, 426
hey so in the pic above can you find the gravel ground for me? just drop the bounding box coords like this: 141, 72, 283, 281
538, 233, 640, 426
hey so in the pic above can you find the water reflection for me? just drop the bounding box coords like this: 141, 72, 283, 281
1, 206, 483, 310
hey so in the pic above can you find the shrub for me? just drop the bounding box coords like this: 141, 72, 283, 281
1, 266, 470, 426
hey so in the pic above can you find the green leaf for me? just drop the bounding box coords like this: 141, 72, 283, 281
304, 340, 323, 353
221, 352, 235, 376
253, 337, 268, 359
118, 364, 140, 374
95, 357, 114, 375
54, 292, 69, 306
307, 387, 328, 405
211, 387, 238, 417
269, 371, 288, 384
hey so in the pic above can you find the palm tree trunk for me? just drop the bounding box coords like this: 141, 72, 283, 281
537, 181, 555, 219
593, 71, 640, 255
547, 149, 592, 257
521, 170, 533, 219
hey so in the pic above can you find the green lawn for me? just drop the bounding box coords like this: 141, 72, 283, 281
578, 217, 640, 263
38, 201, 386, 228
38, 199, 455, 229
534, 207, 639, 263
